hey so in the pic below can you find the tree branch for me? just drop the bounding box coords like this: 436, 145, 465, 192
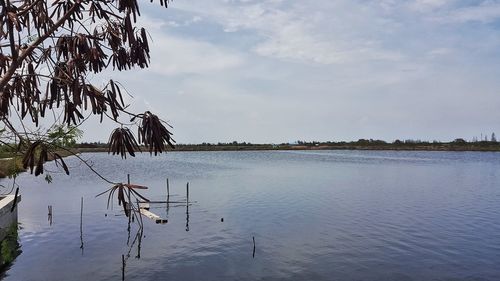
0, 1, 81, 91
16, 0, 44, 17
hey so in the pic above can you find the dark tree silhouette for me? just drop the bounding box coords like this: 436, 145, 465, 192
0, 0, 175, 179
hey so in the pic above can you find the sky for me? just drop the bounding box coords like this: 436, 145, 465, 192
81, 0, 500, 144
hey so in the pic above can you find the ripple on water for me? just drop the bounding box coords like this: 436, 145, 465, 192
2, 150, 500, 280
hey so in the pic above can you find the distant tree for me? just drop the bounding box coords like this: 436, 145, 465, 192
0, 0, 175, 180
491, 133, 497, 143
370, 139, 386, 145
356, 139, 369, 144
47, 125, 83, 147
452, 138, 467, 144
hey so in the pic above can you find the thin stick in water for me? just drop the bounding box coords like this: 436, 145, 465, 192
80, 197, 84, 251
166, 178, 170, 198
127, 174, 131, 224
185, 182, 190, 232
166, 178, 170, 215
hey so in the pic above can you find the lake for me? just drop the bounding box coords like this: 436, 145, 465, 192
1, 150, 500, 280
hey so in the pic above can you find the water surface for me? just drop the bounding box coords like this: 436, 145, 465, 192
1, 150, 500, 280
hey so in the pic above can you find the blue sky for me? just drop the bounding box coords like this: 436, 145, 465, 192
82, 0, 500, 143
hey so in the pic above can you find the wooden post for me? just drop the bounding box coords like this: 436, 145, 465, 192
80, 197, 84, 250
166, 178, 170, 199
166, 178, 170, 216
186, 182, 190, 231
127, 174, 131, 221
80, 197, 83, 229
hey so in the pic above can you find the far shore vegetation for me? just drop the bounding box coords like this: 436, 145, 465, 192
76, 135, 500, 152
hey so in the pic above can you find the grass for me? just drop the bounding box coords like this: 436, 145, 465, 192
0, 157, 24, 178
0, 223, 21, 269
0, 149, 77, 178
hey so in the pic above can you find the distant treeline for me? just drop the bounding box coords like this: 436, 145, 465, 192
74, 138, 500, 152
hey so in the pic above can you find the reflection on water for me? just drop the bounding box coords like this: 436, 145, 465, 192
47, 205, 52, 226
1, 150, 500, 280
186, 203, 190, 232
252, 236, 256, 259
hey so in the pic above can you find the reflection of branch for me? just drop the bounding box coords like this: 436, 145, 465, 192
124, 225, 143, 261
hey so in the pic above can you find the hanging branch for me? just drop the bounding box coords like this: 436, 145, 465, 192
0, 0, 175, 183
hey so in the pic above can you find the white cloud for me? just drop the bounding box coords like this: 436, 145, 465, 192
137, 15, 244, 75
148, 34, 244, 75
173, 0, 403, 64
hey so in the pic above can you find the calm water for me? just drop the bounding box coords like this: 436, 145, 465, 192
1, 150, 500, 280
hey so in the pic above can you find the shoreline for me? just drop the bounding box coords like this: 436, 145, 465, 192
0, 149, 77, 179
75, 144, 500, 153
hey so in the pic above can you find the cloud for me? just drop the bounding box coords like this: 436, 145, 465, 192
442, 2, 500, 23
80, 0, 500, 143
148, 34, 244, 75
410, 0, 453, 12
137, 15, 244, 75
172, 0, 403, 64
